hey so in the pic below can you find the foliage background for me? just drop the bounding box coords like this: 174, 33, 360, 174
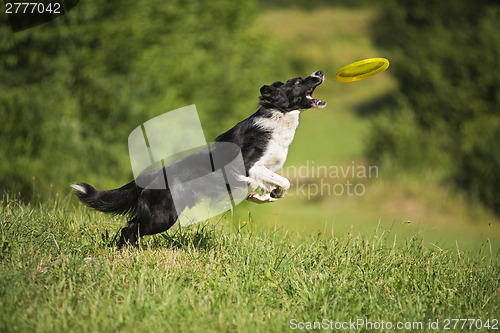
0, 0, 282, 197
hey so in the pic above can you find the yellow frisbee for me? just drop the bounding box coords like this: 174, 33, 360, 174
335, 58, 390, 82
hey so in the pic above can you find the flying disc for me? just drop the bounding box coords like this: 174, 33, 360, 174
335, 58, 390, 82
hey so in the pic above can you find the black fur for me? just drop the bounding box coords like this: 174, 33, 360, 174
72, 182, 141, 216
72, 71, 325, 247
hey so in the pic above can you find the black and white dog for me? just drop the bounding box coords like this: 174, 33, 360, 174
72, 71, 326, 247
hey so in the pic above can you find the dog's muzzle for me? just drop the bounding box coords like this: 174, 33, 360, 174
306, 70, 326, 108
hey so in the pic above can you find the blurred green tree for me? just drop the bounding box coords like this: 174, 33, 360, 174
0, 0, 281, 199
367, 0, 500, 213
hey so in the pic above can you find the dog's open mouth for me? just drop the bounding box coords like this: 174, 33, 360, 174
306, 84, 327, 108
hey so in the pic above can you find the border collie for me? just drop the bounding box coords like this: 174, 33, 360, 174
72, 71, 326, 247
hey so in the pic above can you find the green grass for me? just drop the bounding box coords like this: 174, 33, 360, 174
1, 197, 498, 332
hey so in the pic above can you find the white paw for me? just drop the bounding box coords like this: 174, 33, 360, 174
282, 178, 291, 191
270, 178, 290, 198
246, 192, 278, 204
270, 186, 286, 198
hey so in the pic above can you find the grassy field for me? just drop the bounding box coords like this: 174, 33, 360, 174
2, 6, 500, 333
0, 196, 498, 332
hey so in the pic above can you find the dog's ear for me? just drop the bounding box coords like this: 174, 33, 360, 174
260, 81, 284, 103
260, 85, 275, 103
260, 84, 274, 96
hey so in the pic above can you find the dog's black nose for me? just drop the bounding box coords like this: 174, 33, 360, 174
314, 70, 323, 77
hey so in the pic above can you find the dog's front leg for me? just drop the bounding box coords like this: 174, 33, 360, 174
244, 164, 290, 203
265, 172, 290, 199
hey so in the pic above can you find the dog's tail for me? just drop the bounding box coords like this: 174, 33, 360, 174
71, 181, 141, 216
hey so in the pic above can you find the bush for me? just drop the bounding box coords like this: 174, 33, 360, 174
373, 1, 500, 132
457, 116, 500, 214
365, 105, 450, 175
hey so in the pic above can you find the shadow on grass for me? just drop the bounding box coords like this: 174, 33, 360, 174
96, 223, 218, 251
159, 223, 217, 251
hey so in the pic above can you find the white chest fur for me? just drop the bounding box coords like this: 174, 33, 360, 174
254, 110, 300, 172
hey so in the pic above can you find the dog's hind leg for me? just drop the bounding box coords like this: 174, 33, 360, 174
135, 189, 181, 241
117, 217, 139, 248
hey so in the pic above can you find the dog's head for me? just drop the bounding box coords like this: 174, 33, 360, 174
259, 70, 326, 112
